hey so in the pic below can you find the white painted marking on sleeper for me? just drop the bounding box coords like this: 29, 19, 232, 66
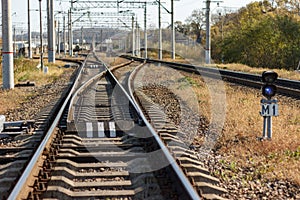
98, 122, 105, 138
86, 122, 93, 138
109, 122, 116, 137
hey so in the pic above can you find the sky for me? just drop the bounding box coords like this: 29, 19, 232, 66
3, 0, 255, 33
175, 0, 255, 21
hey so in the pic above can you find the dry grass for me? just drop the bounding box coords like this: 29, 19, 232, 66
146, 40, 300, 80
216, 63, 300, 81
135, 61, 300, 185
163, 47, 300, 184
186, 71, 300, 185
0, 89, 29, 113
146, 41, 205, 62
96, 53, 126, 67
1, 58, 72, 86
0, 58, 72, 113
148, 41, 300, 80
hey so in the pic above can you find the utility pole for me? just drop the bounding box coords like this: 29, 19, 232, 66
100, 29, 103, 52
68, 9, 73, 56
63, 15, 66, 56
171, 0, 175, 60
132, 16, 135, 56
144, 3, 147, 59
68, 1, 75, 57
27, 0, 32, 59
156, 0, 174, 60
205, 0, 223, 64
39, 0, 44, 71
68, 10, 71, 56
13, 27, 16, 57
57, 20, 60, 55
138, 22, 141, 57
136, 20, 140, 57
158, 0, 162, 60
205, 0, 211, 64
81, 26, 84, 50
47, 0, 50, 59
2, 0, 14, 89
48, 0, 55, 63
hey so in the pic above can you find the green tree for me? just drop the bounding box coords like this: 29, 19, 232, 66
211, 1, 300, 69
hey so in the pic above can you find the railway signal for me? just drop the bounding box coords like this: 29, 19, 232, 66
261, 71, 278, 99
259, 71, 279, 140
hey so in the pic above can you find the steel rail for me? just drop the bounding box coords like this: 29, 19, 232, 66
94, 53, 200, 199
67, 61, 107, 126
127, 63, 201, 199
66, 55, 91, 123
67, 53, 134, 127
93, 53, 143, 117
8, 67, 86, 200
121, 55, 300, 98
7, 58, 87, 200
8, 106, 67, 200
66, 71, 106, 127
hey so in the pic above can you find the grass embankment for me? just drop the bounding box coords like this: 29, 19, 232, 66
144, 45, 300, 81
216, 63, 300, 81
185, 63, 300, 185
141, 47, 299, 184
0, 58, 73, 113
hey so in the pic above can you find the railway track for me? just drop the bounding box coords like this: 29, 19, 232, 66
121, 55, 300, 99
2, 52, 227, 199
0, 67, 77, 200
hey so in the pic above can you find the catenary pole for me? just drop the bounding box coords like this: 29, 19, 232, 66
46, 0, 51, 62
205, 0, 223, 64
136, 19, 140, 57
132, 16, 135, 56
57, 20, 60, 55
39, 0, 44, 71
2, 0, 14, 89
81, 26, 84, 50
13, 27, 16, 57
205, 0, 211, 64
48, 0, 55, 62
171, 0, 175, 59
144, 3, 147, 59
69, 1, 74, 56
63, 15, 66, 56
28, 0, 32, 59
158, 0, 162, 60
68, 9, 73, 56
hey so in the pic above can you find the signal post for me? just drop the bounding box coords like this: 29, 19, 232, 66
259, 71, 279, 140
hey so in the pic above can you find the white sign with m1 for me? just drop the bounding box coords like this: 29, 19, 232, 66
260, 103, 279, 117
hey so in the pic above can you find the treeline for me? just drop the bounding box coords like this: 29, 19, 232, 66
177, 0, 300, 70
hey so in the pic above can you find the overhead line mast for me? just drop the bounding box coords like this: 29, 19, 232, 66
2, 0, 14, 89
64, 0, 159, 59
205, 0, 223, 64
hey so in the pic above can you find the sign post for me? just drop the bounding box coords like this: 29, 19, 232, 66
260, 99, 278, 139
259, 71, 279, 140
